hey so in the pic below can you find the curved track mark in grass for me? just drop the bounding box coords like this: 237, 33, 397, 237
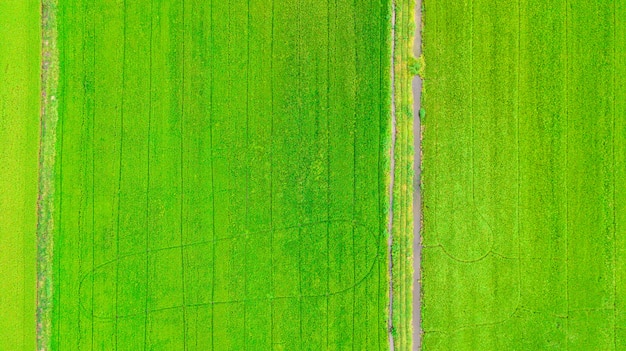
76, 218, 384, 320
80, 251, 384, 322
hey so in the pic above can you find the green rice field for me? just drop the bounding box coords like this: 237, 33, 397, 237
422, 0, 626, 349
46, 0, 415, 349
0, 1, 40, 349
5, 0, 626, 348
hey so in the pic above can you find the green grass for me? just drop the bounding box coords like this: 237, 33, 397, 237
422, 0, 626, 349
50, 0, 396, 349
0, 1, 40, 349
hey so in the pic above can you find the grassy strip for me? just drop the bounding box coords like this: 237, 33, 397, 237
37, 1, 59, 350
391, 0, 417, 349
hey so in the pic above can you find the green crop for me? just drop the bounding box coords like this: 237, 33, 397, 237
0, 1, 40, 349
48, 0, 406, 349
422, 0, 626, 349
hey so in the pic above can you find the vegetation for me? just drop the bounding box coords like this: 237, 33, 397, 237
0, 1, 40, 349
391, 0, 417, 349
50, 0, 398, 349
422, 0, 626, 349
